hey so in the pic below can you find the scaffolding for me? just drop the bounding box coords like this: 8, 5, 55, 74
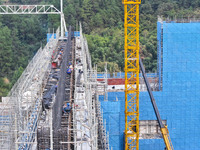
72, 24, 110, 150
0, 22, 111, 150
86, 69, 110, 149
0, 28, 59, 150
73, 26, 97, 150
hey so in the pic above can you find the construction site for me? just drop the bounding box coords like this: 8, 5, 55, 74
0, 0, 200, 150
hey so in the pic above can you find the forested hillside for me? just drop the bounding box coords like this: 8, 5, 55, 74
0, 0, 48, 97
0, 0, 200, 98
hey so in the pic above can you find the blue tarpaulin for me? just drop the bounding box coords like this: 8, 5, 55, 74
100, 22, 200, 150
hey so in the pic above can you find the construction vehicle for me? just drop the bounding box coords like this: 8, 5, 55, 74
139, 57, 174, 150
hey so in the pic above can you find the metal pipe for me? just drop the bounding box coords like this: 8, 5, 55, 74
50, 99, 54, 150
60, 0, 64, 37
60, 140, 93, 144
15, 113, 18, 150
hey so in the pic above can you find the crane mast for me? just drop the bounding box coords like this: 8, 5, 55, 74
122, 0, 141, 150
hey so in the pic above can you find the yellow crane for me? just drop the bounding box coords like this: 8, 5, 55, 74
122, 0, 174, 150
122, 0, 141, 150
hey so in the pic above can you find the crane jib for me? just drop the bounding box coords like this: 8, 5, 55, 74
139, 57, 164, 128
139, 57, 174, 150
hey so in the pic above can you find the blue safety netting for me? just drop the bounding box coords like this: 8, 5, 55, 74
73, 31, 80, 37
100, 22, 200, 150
47, 31, 80, 42
97, 73, 157, 79
47, 33, 56, 43
65, 31, 80, 37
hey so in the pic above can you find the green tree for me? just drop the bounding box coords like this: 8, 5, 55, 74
0, 24, 13, 78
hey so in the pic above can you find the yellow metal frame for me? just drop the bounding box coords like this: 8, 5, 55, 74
161, 127, 174, 150
123, 0, 141, 150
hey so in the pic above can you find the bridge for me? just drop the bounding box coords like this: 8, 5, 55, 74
0, 22, 111, 149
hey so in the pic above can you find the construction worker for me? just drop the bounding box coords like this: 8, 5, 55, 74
68, 62, 73, 71
63, 103, 71, 114
66, 68, 72, 75
51, 50, 55, 59
56, 53, 62, 67
69, 65, 73, 70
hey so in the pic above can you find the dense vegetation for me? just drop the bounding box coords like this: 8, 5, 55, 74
0, 0, 200, 98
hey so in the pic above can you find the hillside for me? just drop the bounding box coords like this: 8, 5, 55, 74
0, 0, 200, 98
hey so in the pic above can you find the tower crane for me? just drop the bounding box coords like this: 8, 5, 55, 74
122, 0, 141, 149
122, 0, 174, 150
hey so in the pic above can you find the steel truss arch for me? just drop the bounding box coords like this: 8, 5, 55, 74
0, 5, 61, 15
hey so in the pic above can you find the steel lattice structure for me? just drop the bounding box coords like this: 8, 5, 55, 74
0, 0, 67, 37
0, 5, 60, 14
123, 0, 141, 150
